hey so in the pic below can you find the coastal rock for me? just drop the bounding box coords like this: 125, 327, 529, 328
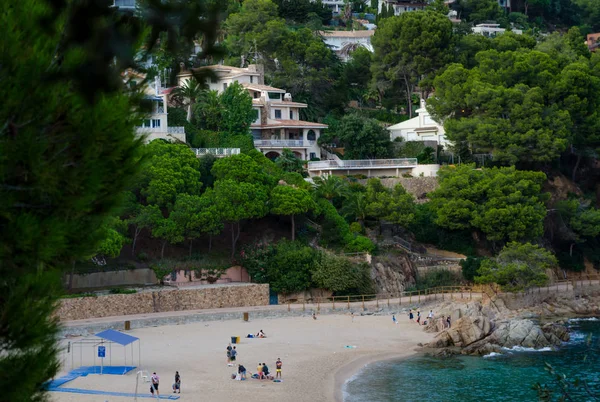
542, 323, 570, 342
370, 254, 417, 295
427, 316, 492, 348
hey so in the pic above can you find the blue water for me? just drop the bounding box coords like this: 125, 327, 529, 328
345, 319, 600, 402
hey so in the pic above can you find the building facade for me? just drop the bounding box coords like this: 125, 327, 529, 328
319, 30, 375, 61
378, 0, 427, 15
177, 65, 326, 161
471, 23, 522, 37
124, 71, 186, 143
387, 99, 449, 148
587, 33, 600, 53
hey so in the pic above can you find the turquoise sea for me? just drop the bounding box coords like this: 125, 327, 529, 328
344, 319, 600, 402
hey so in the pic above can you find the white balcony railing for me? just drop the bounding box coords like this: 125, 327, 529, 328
113, 0, 136, 8
308, 158, 418, 170
192, 148, 241, 157
167, 126, 185, 134
254, 140, 315, 148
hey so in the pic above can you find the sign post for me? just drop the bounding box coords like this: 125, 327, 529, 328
98, 345, 106, 375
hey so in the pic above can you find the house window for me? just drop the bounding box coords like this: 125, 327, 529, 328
250, 76, 254, 83
211, 76, 217, 84
254, 92, 260, 99
152, 119, 161, 128
274, 109, 282, 119
223, 83, 228, 91
268, 92, 281, 100
141, 119, 151, 128
310, 152, 317, 160
290, 110, 294, 120
307, 130, 316, 141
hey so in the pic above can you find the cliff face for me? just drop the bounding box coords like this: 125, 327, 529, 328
370, 253, 417, 295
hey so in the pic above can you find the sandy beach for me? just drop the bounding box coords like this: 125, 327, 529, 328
52, 312, 434, 402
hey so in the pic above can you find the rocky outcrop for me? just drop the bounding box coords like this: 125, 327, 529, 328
370, 254, 417, 295
428, 316, 492, 348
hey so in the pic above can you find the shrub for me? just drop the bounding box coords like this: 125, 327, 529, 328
414, 269, 463, 290
345, 235, 375, 253
242, 240, 318, 294
349, 222, 362, 234
109, 287, 137, 294
318, 199, 350, 247
312, 253, 374, 295
460, 256, 482, 282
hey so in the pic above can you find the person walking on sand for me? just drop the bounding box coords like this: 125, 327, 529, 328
392, 314, 397, 324
238, 364, 247, 380
172, 371, 181, 394
447, 315, 451, 328
226, 343, 232, 364
428, 310, 434, 321
351, 312, 355, 322
409, 310, 414, 321
416, 310, 421, 325
312, 312, 317, 320
276, 358, 282, 379
230, 346, 237, 363
150, 372, 159, 396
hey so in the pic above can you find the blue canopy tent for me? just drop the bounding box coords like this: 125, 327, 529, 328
70, 329, 141, 374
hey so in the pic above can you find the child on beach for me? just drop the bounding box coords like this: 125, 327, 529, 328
416, 310, 421, 324
230, 346, 237, 362
150, 372, 159, 396
409, 310, 414, 321
238, 364, 247, 380
172, 371, 181, 394
392, 314, 397, 324
226, 343, 232, 364
428, 310, 434, 321
257, 363, 264, 379
312, 312, 317, 320
276, 358, 282, 379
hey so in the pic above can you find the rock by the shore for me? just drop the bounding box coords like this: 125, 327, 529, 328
428, 316, 492, 348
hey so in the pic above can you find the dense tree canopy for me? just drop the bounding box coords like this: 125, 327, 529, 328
430, 165, 549, 243
321, 114, 392, 159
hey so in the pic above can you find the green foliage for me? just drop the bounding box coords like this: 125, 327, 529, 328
460, 256, 482, 282
312, 253, 374, 295
313, 175, 348, 201
275, 149, 306, 175
372, 11, 453, 113
413, 269, 463, 291
141, 141, 201, 209
270, 184, 316, 240
475, 242, 556, 291
345, 235, 376, 253
109, 288, 137, 295
318, 198, 351, 247
430, 165, 549, 242
220, 82, 256, 136
430, 43, 600, 167
243, 240, 316, 293
455, 0, 503, 24
96, 218, 129, 258
150, 260, 175, 285
364, 179, 416, 228
273, 0, 331, 24
212, 153, 277, 186
322, 113, 392, 159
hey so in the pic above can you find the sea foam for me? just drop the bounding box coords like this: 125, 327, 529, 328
482, 352, 503, 358
501, 346, 553, 353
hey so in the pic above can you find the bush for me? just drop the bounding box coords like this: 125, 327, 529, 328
349, 222, 362, 234
414, 269, 463, 291
312, 253, 374, 295
242, 240, 318, 294
318, 199, 350, 247
345, 235, 375, 253
109, 287, 137, 294
460, 256, 482, 282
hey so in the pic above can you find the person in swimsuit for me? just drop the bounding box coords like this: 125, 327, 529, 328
275, 358, 282, 379
172, 371, 181, 394
150, 372, 159, 396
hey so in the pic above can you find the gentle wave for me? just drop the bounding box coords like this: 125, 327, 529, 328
483, 352, 504, 358
569, 317, 600, 322
501, 346, 553, 352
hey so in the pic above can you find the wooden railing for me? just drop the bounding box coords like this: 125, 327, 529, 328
280, 286, 481, 311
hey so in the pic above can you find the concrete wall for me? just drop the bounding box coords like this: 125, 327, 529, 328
67, 268, 157, 290
57, 283, 270, 321
358, 176, 439, 200
170, 266, 250, 285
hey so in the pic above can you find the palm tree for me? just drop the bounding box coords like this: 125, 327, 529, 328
341, 191, 369, 228
313, 175, 347, 201
171, 78, 203, 122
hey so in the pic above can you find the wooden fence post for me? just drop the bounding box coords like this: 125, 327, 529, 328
332, 297, 335, 310
418, 290, 420, 303
347, 296, 350, 310
362, 295, 365, 310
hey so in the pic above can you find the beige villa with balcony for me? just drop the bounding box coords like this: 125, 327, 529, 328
123, 70, 186, 143
177, 64, 327, 161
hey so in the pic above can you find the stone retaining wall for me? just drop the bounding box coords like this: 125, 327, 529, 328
57, 283, 269, 321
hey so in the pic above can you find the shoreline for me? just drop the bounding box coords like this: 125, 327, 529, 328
332, 348, 423, 402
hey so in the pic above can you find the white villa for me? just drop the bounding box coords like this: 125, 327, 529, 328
387, 99, 449, 148
471, 23, 522, 37
378, 0, 427, 15
177, 64, 327, 161
123, 70, 186, 143
319, 30, 375, 61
